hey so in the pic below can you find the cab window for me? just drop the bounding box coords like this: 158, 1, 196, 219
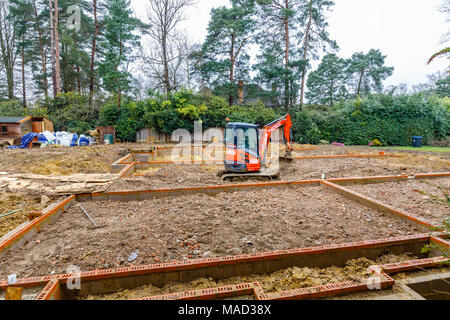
235, 127, 258, 154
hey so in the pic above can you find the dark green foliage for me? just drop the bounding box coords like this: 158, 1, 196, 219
291, 110, 321, 144
97, 0, 142, 105
1, 90, 447, 147
306, 53, 348, 106
0, 100, 26, 116
347, 49, 394, 96
41, 92, 108, 133
99, 89, 282, 141
435, 75, 450, 98
307, 94, 449, 146
201, 0, 256, 106
0, 99, 47, 117
99, 99, 146, 141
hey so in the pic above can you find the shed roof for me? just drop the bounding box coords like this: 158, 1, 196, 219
0, 116, 29, 124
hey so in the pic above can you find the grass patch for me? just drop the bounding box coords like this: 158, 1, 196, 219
351, 145, 449, 153
381, 146, 450, 153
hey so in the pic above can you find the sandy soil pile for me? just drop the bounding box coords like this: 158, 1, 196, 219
0, 145, 129, 175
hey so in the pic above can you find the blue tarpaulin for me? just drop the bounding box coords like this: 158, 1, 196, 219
7, 132, 38, 149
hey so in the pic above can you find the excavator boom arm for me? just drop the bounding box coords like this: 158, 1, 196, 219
259, 114, 293, 165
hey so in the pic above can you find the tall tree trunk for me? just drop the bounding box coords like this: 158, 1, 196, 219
50, 0, 61, 98
329, 79, 334, 107
229, 34, 235, 107
162, 35, 171, 96
32, 0, 48, 101
49, 0, 56, 97
74, 33, 81, 92
89, 0, 98, 104
300, 1, 313, 107
54, 0, 61, 95
77, 65, 81, 92
0, 8, 15, 100
356, 70, 365, 97
115, 36, 123, 108
22, 38, 26, 108
283, 0, 290, 110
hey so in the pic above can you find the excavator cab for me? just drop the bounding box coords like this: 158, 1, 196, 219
224, 123, 261, 173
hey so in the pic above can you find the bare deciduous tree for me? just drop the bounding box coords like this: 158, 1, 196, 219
143, 0, 196, 95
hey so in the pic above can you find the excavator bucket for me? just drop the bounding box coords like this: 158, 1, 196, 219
279, 150, 294, 163
279, 155, 294, 163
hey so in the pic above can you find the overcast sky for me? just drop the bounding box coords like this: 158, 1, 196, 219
131, 0, 449, 88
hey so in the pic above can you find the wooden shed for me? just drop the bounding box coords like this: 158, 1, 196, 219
0, 116, 54, 146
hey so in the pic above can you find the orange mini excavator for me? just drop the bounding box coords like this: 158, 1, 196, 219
218, 114, 294, 181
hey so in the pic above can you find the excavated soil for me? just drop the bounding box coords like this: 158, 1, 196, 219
0, 185, 421, 280
0, 145, 130, 175
108, 157, 407, 192
329, 265, 450, 300
348, 178, 450, 226
84, 253, 415, 300
110, 145, 449, 192
0, 286, 45, 301
0, 193, 45, 238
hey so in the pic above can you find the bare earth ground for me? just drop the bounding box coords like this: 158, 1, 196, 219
108, 153, 449, 192
348, 178, 450, 226
0, 143, 448, 299
0, 145, 130, 237
0, 145, 130, 175
0, 185, 420, 280
0, 193, 45, 238
85, 253, 415, 300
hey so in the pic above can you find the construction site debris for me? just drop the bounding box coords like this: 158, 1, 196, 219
0, 209, 22, 219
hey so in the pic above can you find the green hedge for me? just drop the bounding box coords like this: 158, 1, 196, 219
99, 90, 283, 141
1, 91, 447, 146
294, 94, 449, 146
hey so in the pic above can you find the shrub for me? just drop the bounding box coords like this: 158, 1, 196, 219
370, 139, 383, 147
292, 110, 322, 144
0, 100, 25, 117
310, 94, 448, 146
40, 92, 109, 133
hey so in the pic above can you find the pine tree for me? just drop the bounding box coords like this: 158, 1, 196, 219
298, 0, 338, 106
347, 49, 394, 96
98, 0, 141, 107
0, 1, 17, 100
49, 0, 62, 97
58, 0, 93, 93
254, 0, 304, 110
9, 0, 34, 106
201, 0, 256, 106
10, 0, 52, 101
306, 53, 348, 106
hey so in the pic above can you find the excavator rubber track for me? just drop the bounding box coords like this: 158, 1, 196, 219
218, 167, 281, 182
